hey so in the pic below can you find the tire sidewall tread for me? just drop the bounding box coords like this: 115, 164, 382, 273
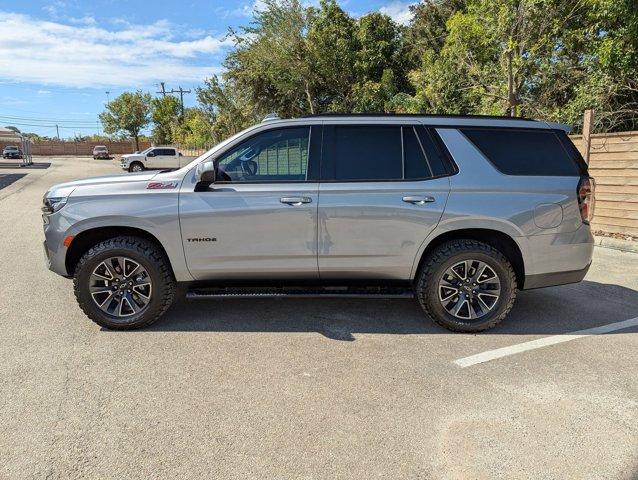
73, 236, 175, 330
416, 239, 518, 333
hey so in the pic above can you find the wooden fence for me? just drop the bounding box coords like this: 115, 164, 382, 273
571, 131, 638, 237
0, 140, 151, 156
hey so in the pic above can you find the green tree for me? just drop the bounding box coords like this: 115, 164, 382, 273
225, 0, 315, 117
151, 95, 181, 144
352, 12, 403, 112
401, 0, 594, 119
99, 91, 152, 151
305, 0, 358, 112
171, 107, 215, 147
196, 75, 261, 142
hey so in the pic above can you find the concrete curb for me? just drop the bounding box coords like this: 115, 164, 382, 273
594, 236, 638, 253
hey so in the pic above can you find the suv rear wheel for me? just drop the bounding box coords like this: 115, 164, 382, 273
73, 236, 175, 329
416, 240, 517, 332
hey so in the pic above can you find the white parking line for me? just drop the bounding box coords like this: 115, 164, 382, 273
455, 316, 638, 368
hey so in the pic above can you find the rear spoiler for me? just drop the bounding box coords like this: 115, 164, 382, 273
543, 122, 572, 133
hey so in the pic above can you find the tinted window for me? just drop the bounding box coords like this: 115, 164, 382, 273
417, 127, 450, 177
156, 148, 176, 156
331, 126, 402, 180
216, 127, 309, 182
556, 130, 588, 175
403, 127, 430, 179
461, 128, 580, 176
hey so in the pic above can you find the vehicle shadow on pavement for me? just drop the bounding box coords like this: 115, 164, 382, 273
134, 280, 638, 340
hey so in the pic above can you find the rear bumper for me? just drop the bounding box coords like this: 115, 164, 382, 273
523, 262, 591, 289
521, 224, 594, 290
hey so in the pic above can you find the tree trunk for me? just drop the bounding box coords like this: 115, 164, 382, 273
134, 134, 139, 152
506, 48, 515, 116
305, 81, 315, 114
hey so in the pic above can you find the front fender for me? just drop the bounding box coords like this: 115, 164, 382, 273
53, 192, 192, 281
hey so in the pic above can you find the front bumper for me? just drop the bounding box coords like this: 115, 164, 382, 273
43, 216, 71, 277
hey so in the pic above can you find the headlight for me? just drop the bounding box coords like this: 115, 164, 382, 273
42, 196, 67, 214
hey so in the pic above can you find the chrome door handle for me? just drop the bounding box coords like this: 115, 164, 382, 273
280, 196, 312, 206
402, 196, 435, 205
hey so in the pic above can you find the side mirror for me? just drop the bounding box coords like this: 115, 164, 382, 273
195, 160, 216, 191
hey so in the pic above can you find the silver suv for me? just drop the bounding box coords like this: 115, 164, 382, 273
42, 114, 595, 332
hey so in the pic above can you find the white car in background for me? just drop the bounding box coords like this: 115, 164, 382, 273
120, 147, 194, 172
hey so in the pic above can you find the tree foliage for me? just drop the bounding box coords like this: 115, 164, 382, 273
99, 91, 152, 150
151, 95, 180, 144
102, 0, 638, 146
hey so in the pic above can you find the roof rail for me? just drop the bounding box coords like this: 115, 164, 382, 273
262, 113, 280, 122
300, 112, 536, 121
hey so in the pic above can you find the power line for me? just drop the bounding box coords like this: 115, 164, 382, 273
0, 121, 99, 129
0, 114, 98, 125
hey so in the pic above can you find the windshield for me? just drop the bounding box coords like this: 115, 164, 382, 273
94, 146, 107, 151
5, 146, 18, 150
138, 147, 153, 154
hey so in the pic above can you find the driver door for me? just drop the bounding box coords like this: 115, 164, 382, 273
179, 125, 321, 280
145, 148, 161, 168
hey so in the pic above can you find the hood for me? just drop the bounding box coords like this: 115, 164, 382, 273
46, 171, 160, 197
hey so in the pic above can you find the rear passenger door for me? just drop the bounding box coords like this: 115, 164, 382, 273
318, 124, 452, 280
155, 148, 178, 168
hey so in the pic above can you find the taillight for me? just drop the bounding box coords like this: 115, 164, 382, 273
577, 176, 595, 224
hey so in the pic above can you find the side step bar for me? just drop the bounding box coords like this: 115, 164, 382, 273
186, 286, 415, 300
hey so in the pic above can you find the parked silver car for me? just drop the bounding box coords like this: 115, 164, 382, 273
42, 114, 595, 331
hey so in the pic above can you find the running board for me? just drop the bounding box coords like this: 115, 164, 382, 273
186, 286, 415, 300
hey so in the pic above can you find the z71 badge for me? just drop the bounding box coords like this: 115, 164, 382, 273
147, 181, 178, 189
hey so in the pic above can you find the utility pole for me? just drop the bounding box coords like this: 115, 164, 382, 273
156, 82, 167, 97
55, 124, 60, 139
105, 91, 110, 103
168, 86, 191, 116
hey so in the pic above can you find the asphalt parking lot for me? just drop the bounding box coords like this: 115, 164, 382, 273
0, 157, 637, 479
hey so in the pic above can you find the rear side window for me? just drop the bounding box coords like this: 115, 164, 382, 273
415, 127, 450, 177
461, 128, 580, 176
330, 126, 402, 181
322, 125, 453, 181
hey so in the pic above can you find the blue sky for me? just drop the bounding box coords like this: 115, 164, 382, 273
0, 0, 413, 138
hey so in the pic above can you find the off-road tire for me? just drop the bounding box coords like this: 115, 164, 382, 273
73, 236, 176, 330
129, 162, 144, 172
415, 239, 517, 332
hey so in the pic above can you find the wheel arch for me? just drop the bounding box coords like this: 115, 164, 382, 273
413, 228, 525, 289
65, 226, 173, 278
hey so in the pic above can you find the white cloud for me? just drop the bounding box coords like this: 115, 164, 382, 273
37, 90, 52, 95
224, 0, 268, 18
379, 1, 414, 26
0, 12, 230, 88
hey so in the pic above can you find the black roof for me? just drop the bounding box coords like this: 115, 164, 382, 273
301, 113, 536, 122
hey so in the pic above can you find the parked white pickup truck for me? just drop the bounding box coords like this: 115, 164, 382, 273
120, 147, 195, 172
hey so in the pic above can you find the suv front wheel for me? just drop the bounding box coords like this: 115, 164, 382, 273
73, 236, 175, 329
416, 240, 517, 332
